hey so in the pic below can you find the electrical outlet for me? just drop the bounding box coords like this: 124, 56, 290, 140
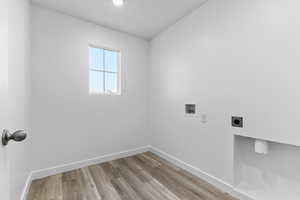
232, 116, 243, 128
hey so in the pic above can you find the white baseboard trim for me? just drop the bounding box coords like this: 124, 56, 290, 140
20, 172, 33, 200
21, 146, 150, 200
22, 145, 253, 200
149, 146, 254, 200
30, 146, 150, 180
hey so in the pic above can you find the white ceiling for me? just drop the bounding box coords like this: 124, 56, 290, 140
31, 0, 207, 40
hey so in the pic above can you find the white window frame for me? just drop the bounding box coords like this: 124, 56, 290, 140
89, 45, 122, 95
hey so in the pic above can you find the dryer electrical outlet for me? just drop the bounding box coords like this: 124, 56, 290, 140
232, 116, 243, 128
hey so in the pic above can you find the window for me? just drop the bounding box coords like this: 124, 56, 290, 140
89, 46, 121, 95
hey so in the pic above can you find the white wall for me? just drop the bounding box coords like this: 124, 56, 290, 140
149, 0, 300, 186
30, 5, 149, 171
0, 0, 9, 199
8, 0, 31, 199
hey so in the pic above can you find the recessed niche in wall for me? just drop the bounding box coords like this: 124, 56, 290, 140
185, 104, 197, 116
185, 104, 196, 114
234, 135, 300, 200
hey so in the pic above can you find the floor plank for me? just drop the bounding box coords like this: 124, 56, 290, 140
27, 152, 238, 200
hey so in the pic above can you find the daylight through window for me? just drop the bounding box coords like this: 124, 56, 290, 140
89, 46, 120, 94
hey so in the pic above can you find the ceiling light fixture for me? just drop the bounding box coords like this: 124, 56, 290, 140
113, 0, 124, 7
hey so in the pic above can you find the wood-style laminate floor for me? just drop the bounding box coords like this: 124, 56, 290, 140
27, 152, 238, 200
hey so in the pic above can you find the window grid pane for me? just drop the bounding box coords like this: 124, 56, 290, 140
104, 72, 118, 93
89, 70, 104, 93
104, 50, 118, 72
89, 47, 104, 70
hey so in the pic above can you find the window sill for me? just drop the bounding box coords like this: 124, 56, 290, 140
89, 91, 121, 96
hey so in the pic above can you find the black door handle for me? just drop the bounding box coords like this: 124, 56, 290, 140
2, 129, 27, 146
